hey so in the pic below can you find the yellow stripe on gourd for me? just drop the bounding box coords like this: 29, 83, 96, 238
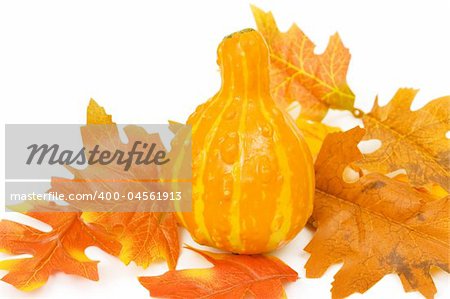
260, 111, 292, 248
228, 53, 249, 250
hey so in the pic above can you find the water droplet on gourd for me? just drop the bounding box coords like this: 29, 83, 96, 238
225, 109, 236, 120
208, 171, 216, 181
257, 156, 274, 183
223, 176, 233, 200
272, 107, 281, 117
261, 123, 273, 137
272, 215, 284, 231
220, 132, 238, 164
212, 236, 223, 247
224, 189, 232, 199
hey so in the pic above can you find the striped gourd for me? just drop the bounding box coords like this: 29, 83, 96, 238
176, 29, 314, 254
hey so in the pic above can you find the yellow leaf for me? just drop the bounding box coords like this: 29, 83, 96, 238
296, 118, 340, 159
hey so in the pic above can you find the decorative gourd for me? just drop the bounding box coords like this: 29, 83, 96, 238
176, 29, 314, 254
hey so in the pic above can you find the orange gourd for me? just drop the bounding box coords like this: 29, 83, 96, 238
175, 29, 314, 254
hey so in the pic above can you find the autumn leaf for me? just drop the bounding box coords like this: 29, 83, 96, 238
251, 5, 355, 121
0, 203, 121, 291
139, 246, 297, 299
50, 99, 181, 269
357, 88, 450, 191
168, 120, 185, 134
87, 97, 114, 124
82, 211, 179, 270
305, 127, 449, 299
296, 118, 340, 159
50, 99, 169, 212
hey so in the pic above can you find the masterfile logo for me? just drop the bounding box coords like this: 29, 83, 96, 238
4, 123, 192, 213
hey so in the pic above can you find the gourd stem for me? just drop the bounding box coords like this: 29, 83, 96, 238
217, 29, 271, 98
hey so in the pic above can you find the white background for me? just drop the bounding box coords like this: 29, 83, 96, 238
0, 0, 449, 298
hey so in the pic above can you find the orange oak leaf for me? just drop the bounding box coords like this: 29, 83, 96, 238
82, 211, 179, 270
357, 88, 450, 191
51, 99, 181, 269
139, 246, 298, 299
252, 5, 355, 121
0, 203, 121, 291
305, 127, 450, 299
